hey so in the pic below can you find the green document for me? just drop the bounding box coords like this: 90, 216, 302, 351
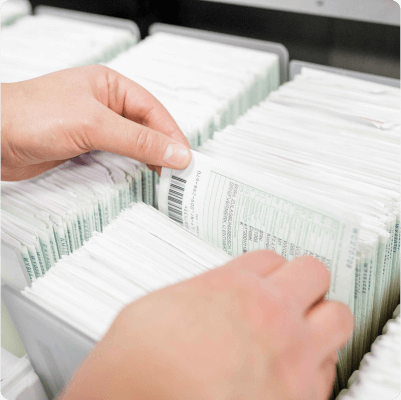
159, 151, 360, 305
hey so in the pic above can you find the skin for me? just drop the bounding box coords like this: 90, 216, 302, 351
1, 65, 191, 181
60, 252, 353, 400
1, 68, 354, 400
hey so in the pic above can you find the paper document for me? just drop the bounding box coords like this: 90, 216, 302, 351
159, 151, 360, 304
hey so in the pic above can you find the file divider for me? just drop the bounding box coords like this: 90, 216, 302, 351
289, 60, 400, 88
2, 284, 95, 400
35, 5, 141, 43
149, 23, 289, 84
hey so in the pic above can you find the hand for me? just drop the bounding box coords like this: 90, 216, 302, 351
1, 65, 191, 181
60, 251, 353, 400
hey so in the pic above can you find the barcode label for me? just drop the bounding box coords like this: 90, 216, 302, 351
168, 175, 186, 225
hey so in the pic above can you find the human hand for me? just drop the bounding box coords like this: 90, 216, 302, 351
1, 65, 191, 181
60, 251, 353, 400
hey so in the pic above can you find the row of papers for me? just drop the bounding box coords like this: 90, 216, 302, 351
1, 18, 398, 395
336, 305, 400, 400
105, 32, 280, 147
2, 152, 153, 286
158, 67, 400, 390
22, 203, 231, 341
1, 13, 137, 83
1, 0, 31, 27
1, 31, 281, 287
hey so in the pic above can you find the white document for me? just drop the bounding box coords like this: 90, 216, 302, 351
159, 151, 360, 305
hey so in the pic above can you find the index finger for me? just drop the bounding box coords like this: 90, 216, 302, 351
266, 256, 331, 313
308, 300, 354, 359
221, 250, 287, 277
102, 67, 191, 148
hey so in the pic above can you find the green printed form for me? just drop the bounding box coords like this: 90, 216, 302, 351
159, 151, 360, 305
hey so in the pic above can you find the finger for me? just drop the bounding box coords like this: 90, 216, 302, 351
308, 300, 354, 360
222, 250, 286, 278
328, 351, 338, 365
91, 104, 191, 169
266, 256, 331, 312
103, 68, 191, 148
308, 294, 326, 314
147, 165, 162, 176
1, 159, 67, 181
316, 357, 337, 400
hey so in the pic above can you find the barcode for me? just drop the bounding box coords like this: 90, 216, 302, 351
168, 175, 186, 225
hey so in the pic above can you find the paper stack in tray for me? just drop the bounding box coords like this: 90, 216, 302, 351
1, 152, 152, 284
105, 32, 280, 148
2, 29, 280, 288
2, 28, 279, 290
2, 30, 398, 395
1, 13, 137, 83
158, 67, 400, 389
336, 305, 400, 400
22, 202, 231, 341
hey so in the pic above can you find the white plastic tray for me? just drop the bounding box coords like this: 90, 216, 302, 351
2, 284, 95, 399
149, 23, 289, 84
290, 60, 400, 88
35, 5, 141, 42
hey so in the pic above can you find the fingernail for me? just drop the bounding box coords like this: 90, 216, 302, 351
163, 143, 190, 168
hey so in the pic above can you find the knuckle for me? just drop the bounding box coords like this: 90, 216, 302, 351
331, 302, 354, 334
139, 103, 157, 126
299, 255, 321, 266
75, 111, 101, 151
301, 256, 330, 284
297, 255, 315, 262
264, 250, 287, 264
242, 250, 286, 268
316, 263, 331, 287
134, 126, 155, 157
87, 64, 110, 76
330, 351, 339, 365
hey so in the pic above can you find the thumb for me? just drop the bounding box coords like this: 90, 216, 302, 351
90, 104, 191, 169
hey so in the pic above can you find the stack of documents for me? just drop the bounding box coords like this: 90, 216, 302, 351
3, 37, 398, 394
1, 13, 137, 83
336, 305, 400, 400
1, 347, 48, 400
2, 152, 152, 285
22, 202, 231, 341
1, 0, 30, 27
1, 29, 278, 289
158, 67, 400, 388
106, 32, 280, 147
